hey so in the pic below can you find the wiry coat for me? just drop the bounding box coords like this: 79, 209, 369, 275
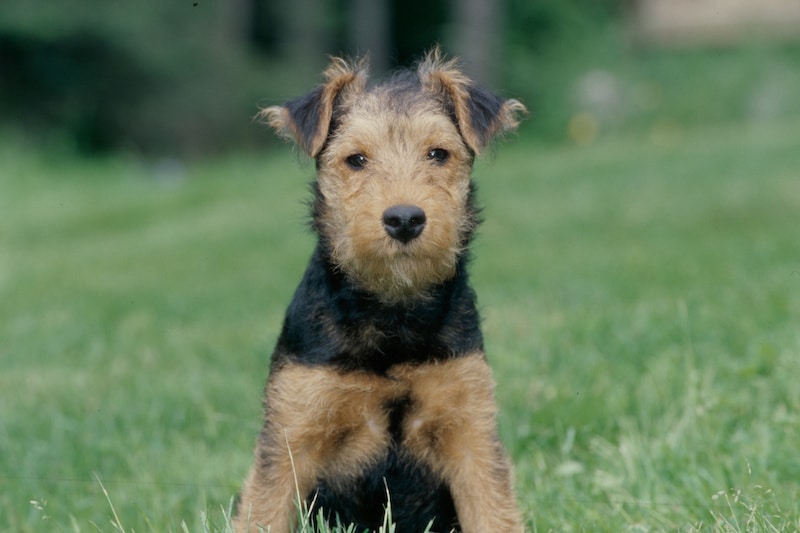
234, 49, 526, 533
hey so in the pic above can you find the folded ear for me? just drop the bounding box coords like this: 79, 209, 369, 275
258, 56, 368, 157
418, 48, 527, 154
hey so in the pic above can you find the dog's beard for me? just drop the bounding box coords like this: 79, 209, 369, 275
330, 231, 461, 303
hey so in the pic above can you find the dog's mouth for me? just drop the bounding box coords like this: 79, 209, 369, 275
337, 236, 459, 302
385, 236, 423, 254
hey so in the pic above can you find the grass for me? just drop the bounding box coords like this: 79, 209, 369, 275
1, 116, 799, 532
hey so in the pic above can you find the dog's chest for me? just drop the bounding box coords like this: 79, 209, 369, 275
309, 366, 463, 531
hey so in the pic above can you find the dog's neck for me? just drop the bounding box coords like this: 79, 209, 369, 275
272, 244, 484, 374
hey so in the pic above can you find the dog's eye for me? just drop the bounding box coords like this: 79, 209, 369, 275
345, 153, 368, 170
427, 148, 449, 164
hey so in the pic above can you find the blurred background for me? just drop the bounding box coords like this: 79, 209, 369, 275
3, 2, 800, 531
2, 0, 800, 157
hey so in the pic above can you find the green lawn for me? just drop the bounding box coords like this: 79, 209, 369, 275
2, 120, 799, 532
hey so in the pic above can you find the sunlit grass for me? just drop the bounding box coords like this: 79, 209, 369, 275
2, 118, 800, 531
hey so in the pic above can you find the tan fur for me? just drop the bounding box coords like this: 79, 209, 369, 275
234, 354, 523, 533
316, 94, 474, 303
258, 56, 368, 156
390, 356, 524, 533
417, 48, 527, 154
234, 362, 402, 532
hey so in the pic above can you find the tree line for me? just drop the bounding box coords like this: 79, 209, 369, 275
0, 0, 624, 155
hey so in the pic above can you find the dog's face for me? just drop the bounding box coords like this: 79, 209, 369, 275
314, 88, 475, 302
261, 50, 526, 302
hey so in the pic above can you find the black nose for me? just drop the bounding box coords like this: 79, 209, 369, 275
382, 204, 426, 243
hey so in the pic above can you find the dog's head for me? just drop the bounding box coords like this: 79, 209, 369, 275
261, 48, 526, 303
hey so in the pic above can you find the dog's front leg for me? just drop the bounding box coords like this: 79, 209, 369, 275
234, 437, 310, 533
398, 353, 525, 533
235, 362, 396, 533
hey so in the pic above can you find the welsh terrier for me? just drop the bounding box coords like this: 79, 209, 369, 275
234, 48, 527, 533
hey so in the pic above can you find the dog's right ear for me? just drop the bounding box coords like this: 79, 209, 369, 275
258, 57, 368, 157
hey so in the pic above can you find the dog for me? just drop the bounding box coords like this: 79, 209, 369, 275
234, 47, 526, 533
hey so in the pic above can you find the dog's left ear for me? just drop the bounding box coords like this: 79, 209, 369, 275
418, 48, 527, 154
259, 57, 368, 157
